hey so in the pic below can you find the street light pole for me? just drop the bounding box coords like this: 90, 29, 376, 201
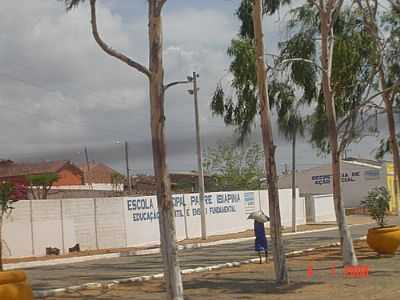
116, 141, 132, 193
125, 141, 132, 193
163, 73, 207, 240
189, 72, 207, 240
291, 134, 296, 233
84, 146, 93, 190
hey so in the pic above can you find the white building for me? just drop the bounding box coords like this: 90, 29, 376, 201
278, 158, 391, 209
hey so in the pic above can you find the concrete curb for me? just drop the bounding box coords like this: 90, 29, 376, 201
33, 236, 367, 298
4, 253, 121, 271
7, 222, 372, 271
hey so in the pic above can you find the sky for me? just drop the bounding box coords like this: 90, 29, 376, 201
0, 0, 393, 175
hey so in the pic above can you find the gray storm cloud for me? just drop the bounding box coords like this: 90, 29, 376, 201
0, 0, 389, 174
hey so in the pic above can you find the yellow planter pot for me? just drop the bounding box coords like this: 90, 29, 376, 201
367, 225, 400, 255
0, 271, 34, 300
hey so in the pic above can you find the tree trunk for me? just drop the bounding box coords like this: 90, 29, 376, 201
319, 6, 358, 266
355, 0, 400, 214
148, 2, 184, 300
252, 0, 288, 285
0, 214, 3, 271
30, 186, 37, 200
379, 70, 400, 214
291, 134, 296, 233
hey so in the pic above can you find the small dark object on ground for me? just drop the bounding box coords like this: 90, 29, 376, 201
69, 243, 80, 253
46, 247, 60, 256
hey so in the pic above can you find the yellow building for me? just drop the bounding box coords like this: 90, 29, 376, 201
386, 163, 400, 214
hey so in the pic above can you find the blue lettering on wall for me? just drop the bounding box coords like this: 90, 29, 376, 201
127, 198, 154, 211
173, 195, 184, 207
209, 205, 236, 214
312, 171, 361, 185
128, 192, 240, 222
132, 211, 159, 222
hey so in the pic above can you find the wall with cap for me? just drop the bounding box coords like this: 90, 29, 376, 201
2, 188, 323, 259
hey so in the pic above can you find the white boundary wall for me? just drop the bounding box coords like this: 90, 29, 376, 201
2, 189, 322, 259
52, 184, 123, 191
312, 194, 336, 223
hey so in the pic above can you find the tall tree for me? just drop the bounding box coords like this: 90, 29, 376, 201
307, 0, 359, 266
280, 4, 379, 154
60, 1, 183, 299
203, 143, 264, 192
270, 2, 374, 265
277, 109, 305, 232
212, 0, 290, 284
355, 0, 400, 214
281, 0, 400, 264
253, 0, 288, 284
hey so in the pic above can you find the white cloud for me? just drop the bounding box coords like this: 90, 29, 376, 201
0, 0, 384, 173
0, 1, 236, 172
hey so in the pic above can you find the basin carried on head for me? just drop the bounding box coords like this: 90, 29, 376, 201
0, 271, 34, 300
367, 225, 400, 255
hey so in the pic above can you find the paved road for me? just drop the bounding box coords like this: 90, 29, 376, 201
27, 222, 388, 291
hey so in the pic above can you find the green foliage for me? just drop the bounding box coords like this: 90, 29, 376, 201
383, 8, 400, 107
111, 172, 125, 194
27, 173, 59, 187
0, 182, 15, 215
26, 173, 59, 200
203, 143, 264, 192
377, 5, 400, 92
376, 135, 400, 159
60, 0, 85, 11
279, 5, 318, 104
236, 0, 255, 39
281, 4, 377, 154
365, 6, 400, 159
269, 80, 305, 140
111, 172, 125, 184
236, 0, 291, 39
361, 187, 391, 228
211, 38, 258, 143
211, 0, 303, 144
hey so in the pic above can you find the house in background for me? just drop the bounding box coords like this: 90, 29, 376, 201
170, 171, 212, 193
58, 162, 125, 191
0, 160, 84, 199
0, 160, 83, 187
79, 162, 121, 184
131, 171, 212, 195
278, 157, 398, 212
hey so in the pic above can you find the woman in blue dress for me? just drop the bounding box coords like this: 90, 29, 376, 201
254, 219, 269, 263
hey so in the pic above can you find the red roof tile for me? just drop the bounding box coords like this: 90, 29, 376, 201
79, 162, 122, 184
0, 160, 74, 178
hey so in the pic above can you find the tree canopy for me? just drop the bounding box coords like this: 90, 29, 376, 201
211, 0, 302, 144
26, 173, 59, 199
203, 143, 264, 192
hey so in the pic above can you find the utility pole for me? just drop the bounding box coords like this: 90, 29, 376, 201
291, 134, 296, 232
163, 73, 207, 239
124, 141, 132, 192
116, 140, 132, 192
189, 71, 207, 240
84, 147, 93, 190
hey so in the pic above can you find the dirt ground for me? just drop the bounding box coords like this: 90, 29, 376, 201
37, 240, 400, 300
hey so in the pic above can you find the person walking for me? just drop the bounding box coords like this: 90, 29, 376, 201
254, 219, 269, 264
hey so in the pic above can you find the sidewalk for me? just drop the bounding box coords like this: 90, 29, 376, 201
5, 215, 375, 271
36, 239, 400, 300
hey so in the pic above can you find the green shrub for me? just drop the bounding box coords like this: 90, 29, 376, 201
361, 186, 391, 228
